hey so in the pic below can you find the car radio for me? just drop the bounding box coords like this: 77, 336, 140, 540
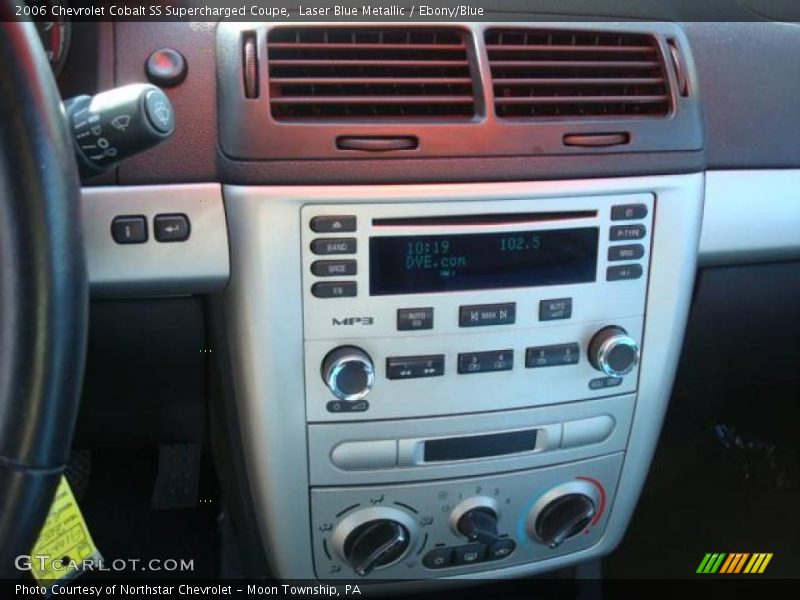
301, 194, 652, 422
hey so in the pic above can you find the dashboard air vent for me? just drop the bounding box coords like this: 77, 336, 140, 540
485, 29, 671, 118
267, 28, 476, 120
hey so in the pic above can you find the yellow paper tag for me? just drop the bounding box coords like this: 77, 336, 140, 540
29, 475, 101, 584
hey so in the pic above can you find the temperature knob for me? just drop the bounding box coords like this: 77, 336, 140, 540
588, 326, 640, 377
330, 507, 417, 577
64, 83, 175, 176
526, 481, 601, 548
321, 346, 374, 401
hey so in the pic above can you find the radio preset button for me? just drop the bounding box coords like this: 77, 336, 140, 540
310, 215, 356, 233
525, 343, 580, 368
607, 264, 643, 281
539, 297, 572, 321
397, 307, 434, 331
311, 281, 357, 298
310, 237, 357, 255
459, 303, 516, 328
609, 224, 646, 241
458, 350, 513, 375
608, 244, 645, 262
387, 355, 444, 380
311, 259, 357, 277
611, 204, 648, 221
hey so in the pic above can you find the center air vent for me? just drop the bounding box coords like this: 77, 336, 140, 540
485, 29, 671, 118
267, 28, 476, 120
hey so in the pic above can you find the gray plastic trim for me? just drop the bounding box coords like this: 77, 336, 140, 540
699, 170, 800, 266
82, 184, 230, 297
223, 172, 704, 580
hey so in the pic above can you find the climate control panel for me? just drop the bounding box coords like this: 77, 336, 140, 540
311, 453, 622, 579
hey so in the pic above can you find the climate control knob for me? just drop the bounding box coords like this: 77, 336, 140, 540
588, 326, 640, 377
451, 497, 500, 546
526, 481, 601, 548
330, 507, 417, 576
321, 346, 375, 401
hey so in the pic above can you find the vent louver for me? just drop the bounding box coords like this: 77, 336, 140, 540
267, 28, 476, 120
485, 29, 671, 118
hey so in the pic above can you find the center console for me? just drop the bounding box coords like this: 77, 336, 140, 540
222, 174, 704, 581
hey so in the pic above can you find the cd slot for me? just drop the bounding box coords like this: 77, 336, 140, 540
372, 210, 598, 228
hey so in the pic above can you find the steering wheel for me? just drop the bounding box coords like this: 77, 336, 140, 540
0, 10, 88, 577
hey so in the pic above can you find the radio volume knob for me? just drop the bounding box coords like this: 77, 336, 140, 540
588, 326, 640, 377
321, 346, 375, 401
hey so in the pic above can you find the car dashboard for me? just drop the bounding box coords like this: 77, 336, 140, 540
41, 9, 800, 585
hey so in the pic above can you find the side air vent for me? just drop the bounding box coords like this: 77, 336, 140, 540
485, 29, 672, 118
267, 28, 476, 120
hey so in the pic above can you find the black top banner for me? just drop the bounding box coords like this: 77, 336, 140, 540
6, 0, 800, 22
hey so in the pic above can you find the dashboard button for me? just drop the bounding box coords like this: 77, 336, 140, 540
310, 215, 356, 233
525, 343, 580, 368
608, 244, 645, 262
311, 281, 357, 298
397, 307, 434, 331
488, 538, 516, 560
311, 260, 356, 277
311, 238, 357, 255
607, 264, 643, 281
331, 441, 397, 470
459, 303, 516, 328
588, 377, 623, 390
423, 548, 453, 569
458, 350, 513, 375
154, 213, 190, 242
609, 224, 646, 241
539, 297, 572, 321
111, 216, 147, 244
611, 204, 648, 221
387, 355, 444, 380
146, 48, 187, 88
453, 543, 486, 565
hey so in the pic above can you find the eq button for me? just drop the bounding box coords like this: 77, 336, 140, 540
311, 281, 357, 298
397, 307, 434, 331
459, 303, 516, 328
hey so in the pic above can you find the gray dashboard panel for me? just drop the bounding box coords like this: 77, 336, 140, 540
222, 173, 705, 579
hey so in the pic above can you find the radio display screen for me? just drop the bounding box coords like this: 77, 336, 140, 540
369, 227, 599, 295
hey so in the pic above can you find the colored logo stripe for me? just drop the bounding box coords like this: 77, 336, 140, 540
697, 553, 726, 573
697, 552, 773, 574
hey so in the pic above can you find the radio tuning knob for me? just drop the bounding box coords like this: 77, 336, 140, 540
321, 346, 375, 401
588, 326, 640, 377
